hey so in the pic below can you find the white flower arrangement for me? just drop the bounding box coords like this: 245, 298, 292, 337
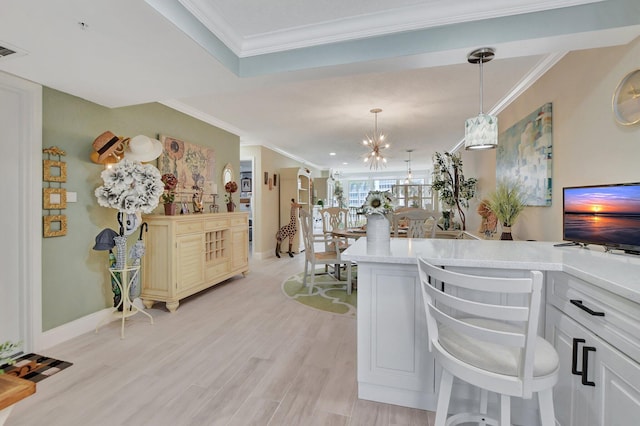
362, 190, 397, 215
95, 159, 164, 214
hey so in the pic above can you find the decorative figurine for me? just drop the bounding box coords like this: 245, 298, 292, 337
275, 198, 302, 258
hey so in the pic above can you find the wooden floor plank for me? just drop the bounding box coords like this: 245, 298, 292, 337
5, 254, 435, 425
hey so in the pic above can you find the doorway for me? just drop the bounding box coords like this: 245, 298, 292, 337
239, 159, 253, 256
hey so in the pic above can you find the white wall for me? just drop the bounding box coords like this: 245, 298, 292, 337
0, 71, 42, 351
466, 36, 640, 241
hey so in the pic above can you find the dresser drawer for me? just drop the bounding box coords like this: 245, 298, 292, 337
175, 220, 204, 235
205, 217, 230, 230
231, 216, 248, 226
547, 271, 640, 362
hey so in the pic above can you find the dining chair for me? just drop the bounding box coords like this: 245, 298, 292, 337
392, 208, 437, 238
300, 209, 352, 295
416, 257, 559, 426
319, 207, 351, 251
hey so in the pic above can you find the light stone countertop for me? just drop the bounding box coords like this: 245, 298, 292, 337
342, 238, 640, 303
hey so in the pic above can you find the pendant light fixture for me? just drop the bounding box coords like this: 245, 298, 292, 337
404, 149, 413, 183
362, 108, 389, 170
465, 47, 498, 150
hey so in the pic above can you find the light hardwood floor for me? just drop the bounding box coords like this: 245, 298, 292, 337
7, 254, 435, 426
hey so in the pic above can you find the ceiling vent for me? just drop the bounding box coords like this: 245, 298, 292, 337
0, 46, 16, 57
0, 42, 26, 61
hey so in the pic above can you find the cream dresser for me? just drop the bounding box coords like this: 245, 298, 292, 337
141, 212, 249, 312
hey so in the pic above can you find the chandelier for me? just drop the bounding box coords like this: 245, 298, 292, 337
465, 47, 498, 150
362, 108, 389, 170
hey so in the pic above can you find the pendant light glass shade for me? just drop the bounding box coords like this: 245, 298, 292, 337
465, 47, 498, 150
465, 113, 498, 150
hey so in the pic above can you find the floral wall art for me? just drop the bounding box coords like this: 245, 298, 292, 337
157, 135, 215, 193
496, 102, 553, 206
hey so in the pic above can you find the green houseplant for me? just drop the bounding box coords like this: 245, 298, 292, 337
0, 340, 21, 373
334, 180, 346, 208
487, 179, 527, 240
431, 152, 477, 230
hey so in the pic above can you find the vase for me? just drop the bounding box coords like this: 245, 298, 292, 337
500, 225, 513, 240
164, 203, 176, 216
366, 214, 390, 255
227, 202, 235, 212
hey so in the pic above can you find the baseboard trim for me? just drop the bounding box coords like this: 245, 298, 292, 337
38, 307, 118, 351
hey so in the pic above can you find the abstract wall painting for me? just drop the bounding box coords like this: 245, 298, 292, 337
496, 102, 553, 206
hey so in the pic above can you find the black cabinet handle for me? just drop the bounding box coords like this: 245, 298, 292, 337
581, 346, 597, 386
572, 338, 585, 375
570, 299, 605, 316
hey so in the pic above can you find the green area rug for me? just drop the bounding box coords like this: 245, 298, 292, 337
281, 269, 356, 317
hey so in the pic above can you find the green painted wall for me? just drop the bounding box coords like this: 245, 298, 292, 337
42, 88, 239, 330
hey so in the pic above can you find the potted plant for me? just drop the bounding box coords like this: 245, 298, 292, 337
225, 181, 238, 212
334, 180, 346, 208
0, 340, 21, 373
487, 179, 527, 240
161, 173, 178, 215
431, 152, 477, 230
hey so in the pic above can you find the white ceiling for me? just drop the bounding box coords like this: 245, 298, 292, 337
1, 0, 639, 176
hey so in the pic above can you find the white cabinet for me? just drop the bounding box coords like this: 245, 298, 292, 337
391, 184, 435, 210
141, 212, 249, 312
279, 167, 311, 253
546, 272, 640, 426
356, 262, 436, 409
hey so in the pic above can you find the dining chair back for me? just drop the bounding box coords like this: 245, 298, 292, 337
416, 257, 559, 426
319, 207, 349, 234
299, 209, 352, 294
392, 208, 437, 238
319, 207, 351, 251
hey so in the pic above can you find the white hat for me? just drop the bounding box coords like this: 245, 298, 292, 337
124, 135, 163, 162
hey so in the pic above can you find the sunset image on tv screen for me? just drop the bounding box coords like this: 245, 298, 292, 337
563, 184, 640, 249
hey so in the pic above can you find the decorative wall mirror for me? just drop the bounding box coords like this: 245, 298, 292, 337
222, 163, 234, 185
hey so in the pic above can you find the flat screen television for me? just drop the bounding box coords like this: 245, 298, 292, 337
563, 183, 640, 254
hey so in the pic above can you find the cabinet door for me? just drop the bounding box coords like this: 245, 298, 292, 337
547, 305, 640, 426
546, 305, 598, 426
231, 227, 248, 271
176, 234, 205, 293
593, 326, 640, 426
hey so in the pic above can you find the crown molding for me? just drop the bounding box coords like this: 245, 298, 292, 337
181, 0, 604, 57
160, 99, 244, 137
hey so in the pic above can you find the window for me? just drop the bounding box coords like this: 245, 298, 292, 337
343, 177, 430, 208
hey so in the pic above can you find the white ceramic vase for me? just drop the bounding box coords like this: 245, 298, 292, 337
366, 213, 391, 255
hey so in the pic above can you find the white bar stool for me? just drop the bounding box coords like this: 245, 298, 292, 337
416, 257, 559, 425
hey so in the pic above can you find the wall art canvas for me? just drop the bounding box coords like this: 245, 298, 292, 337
496, 102, 553, 206
157, 135, 215, 192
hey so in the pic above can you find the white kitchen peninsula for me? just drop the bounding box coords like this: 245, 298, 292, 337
342, 238, 640, 425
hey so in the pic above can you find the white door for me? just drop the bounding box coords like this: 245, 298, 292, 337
0, 71, 42, 352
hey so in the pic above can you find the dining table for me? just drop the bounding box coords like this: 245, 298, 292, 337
331, 227, 407, 240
